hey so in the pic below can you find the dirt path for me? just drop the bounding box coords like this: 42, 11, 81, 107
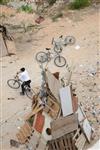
0, 5, 100, 150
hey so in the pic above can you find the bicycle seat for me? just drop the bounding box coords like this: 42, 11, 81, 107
46, 48, 51, 51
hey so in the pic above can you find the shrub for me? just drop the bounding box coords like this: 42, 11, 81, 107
20, 5, 33, 13
47, 0, 56, 6
70, 0, 90, 9
0, 0, 7, 4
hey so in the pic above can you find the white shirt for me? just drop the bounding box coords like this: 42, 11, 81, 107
19, 70, 30, 82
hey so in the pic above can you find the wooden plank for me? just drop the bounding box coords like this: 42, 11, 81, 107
63, 135, 68, 149
55, 140, 60, 150
75, 133, 86, 150
51, 114, 78, 139
73, 129, 81, 141
46, 70, 61, 102
16, 133, 27, 144
71, 133, 77, 150
59, 138, 65, 150
59, 86, 73, 117
67, 134, 72, 150
51, 141, 56, 150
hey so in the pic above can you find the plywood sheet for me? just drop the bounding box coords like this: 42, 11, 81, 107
59, 86, 73, 117
46, 70, 61, 102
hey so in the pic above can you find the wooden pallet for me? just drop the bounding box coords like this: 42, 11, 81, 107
16, 122, 33, 144
73, 129, 86, 150
48, 133, 77, 150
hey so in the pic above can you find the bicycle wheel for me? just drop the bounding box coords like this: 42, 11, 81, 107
64, 36, 76, 45
7, 79, 20, 89
54, 56, 66, 67
25, 88, 35, 100
35, 51, 48, 63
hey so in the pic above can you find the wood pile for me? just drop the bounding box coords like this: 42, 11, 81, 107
16, 69, 93, 150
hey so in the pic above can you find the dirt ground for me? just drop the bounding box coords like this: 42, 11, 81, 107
0, 4, 100, 150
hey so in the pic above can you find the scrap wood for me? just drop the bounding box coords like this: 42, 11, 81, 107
16, 122, 33, 144
35, 16, 44, 24
73, 129, 86, 150
47, 89, 59, 103
33, 112, 45, 133
45, 104, 58, 113
46, 70, 61, 102
72, 95, 78, 112
10, 139, 20, 148
51, 114, 78, 139
75, 134, 86, 150
25, 104, 44, 121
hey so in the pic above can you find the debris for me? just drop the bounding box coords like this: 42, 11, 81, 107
75, 45, 80, 50
10, 139, 20, 148
7, 97, 15, 100
35, 16, 44, 24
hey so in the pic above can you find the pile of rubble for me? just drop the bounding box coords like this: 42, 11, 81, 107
12, 63, 97, 150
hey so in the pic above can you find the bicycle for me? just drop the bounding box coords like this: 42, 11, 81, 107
35, 48, 67, 67
7, 75, 35, 100
52, 35, 76, 53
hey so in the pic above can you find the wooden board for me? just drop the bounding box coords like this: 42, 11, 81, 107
59, 86, 73, 117
46, 70, 61, 102
51, 114, 78, 139
44, 95, 60, 119
75, 133, 86, 150
16, 122, 32, 144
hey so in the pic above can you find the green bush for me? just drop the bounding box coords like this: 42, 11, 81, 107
20, 5, 33, 13
47, 0, 56, 6
0, 0, 8, 4
70, 0, 90, 9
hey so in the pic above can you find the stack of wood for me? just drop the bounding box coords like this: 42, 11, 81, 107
45, 70, 93, 150
16, 69, 93, 150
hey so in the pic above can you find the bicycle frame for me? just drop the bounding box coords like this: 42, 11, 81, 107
46, 48, 60, 60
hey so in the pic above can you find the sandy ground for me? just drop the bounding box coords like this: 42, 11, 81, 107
0, 5, 100, 150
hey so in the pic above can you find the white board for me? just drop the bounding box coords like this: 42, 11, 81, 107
76, 105, 86, 122
59, 86, 73, 117
83, 118, 92, 142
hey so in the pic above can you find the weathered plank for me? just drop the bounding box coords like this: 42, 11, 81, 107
51, 114, 78, 139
